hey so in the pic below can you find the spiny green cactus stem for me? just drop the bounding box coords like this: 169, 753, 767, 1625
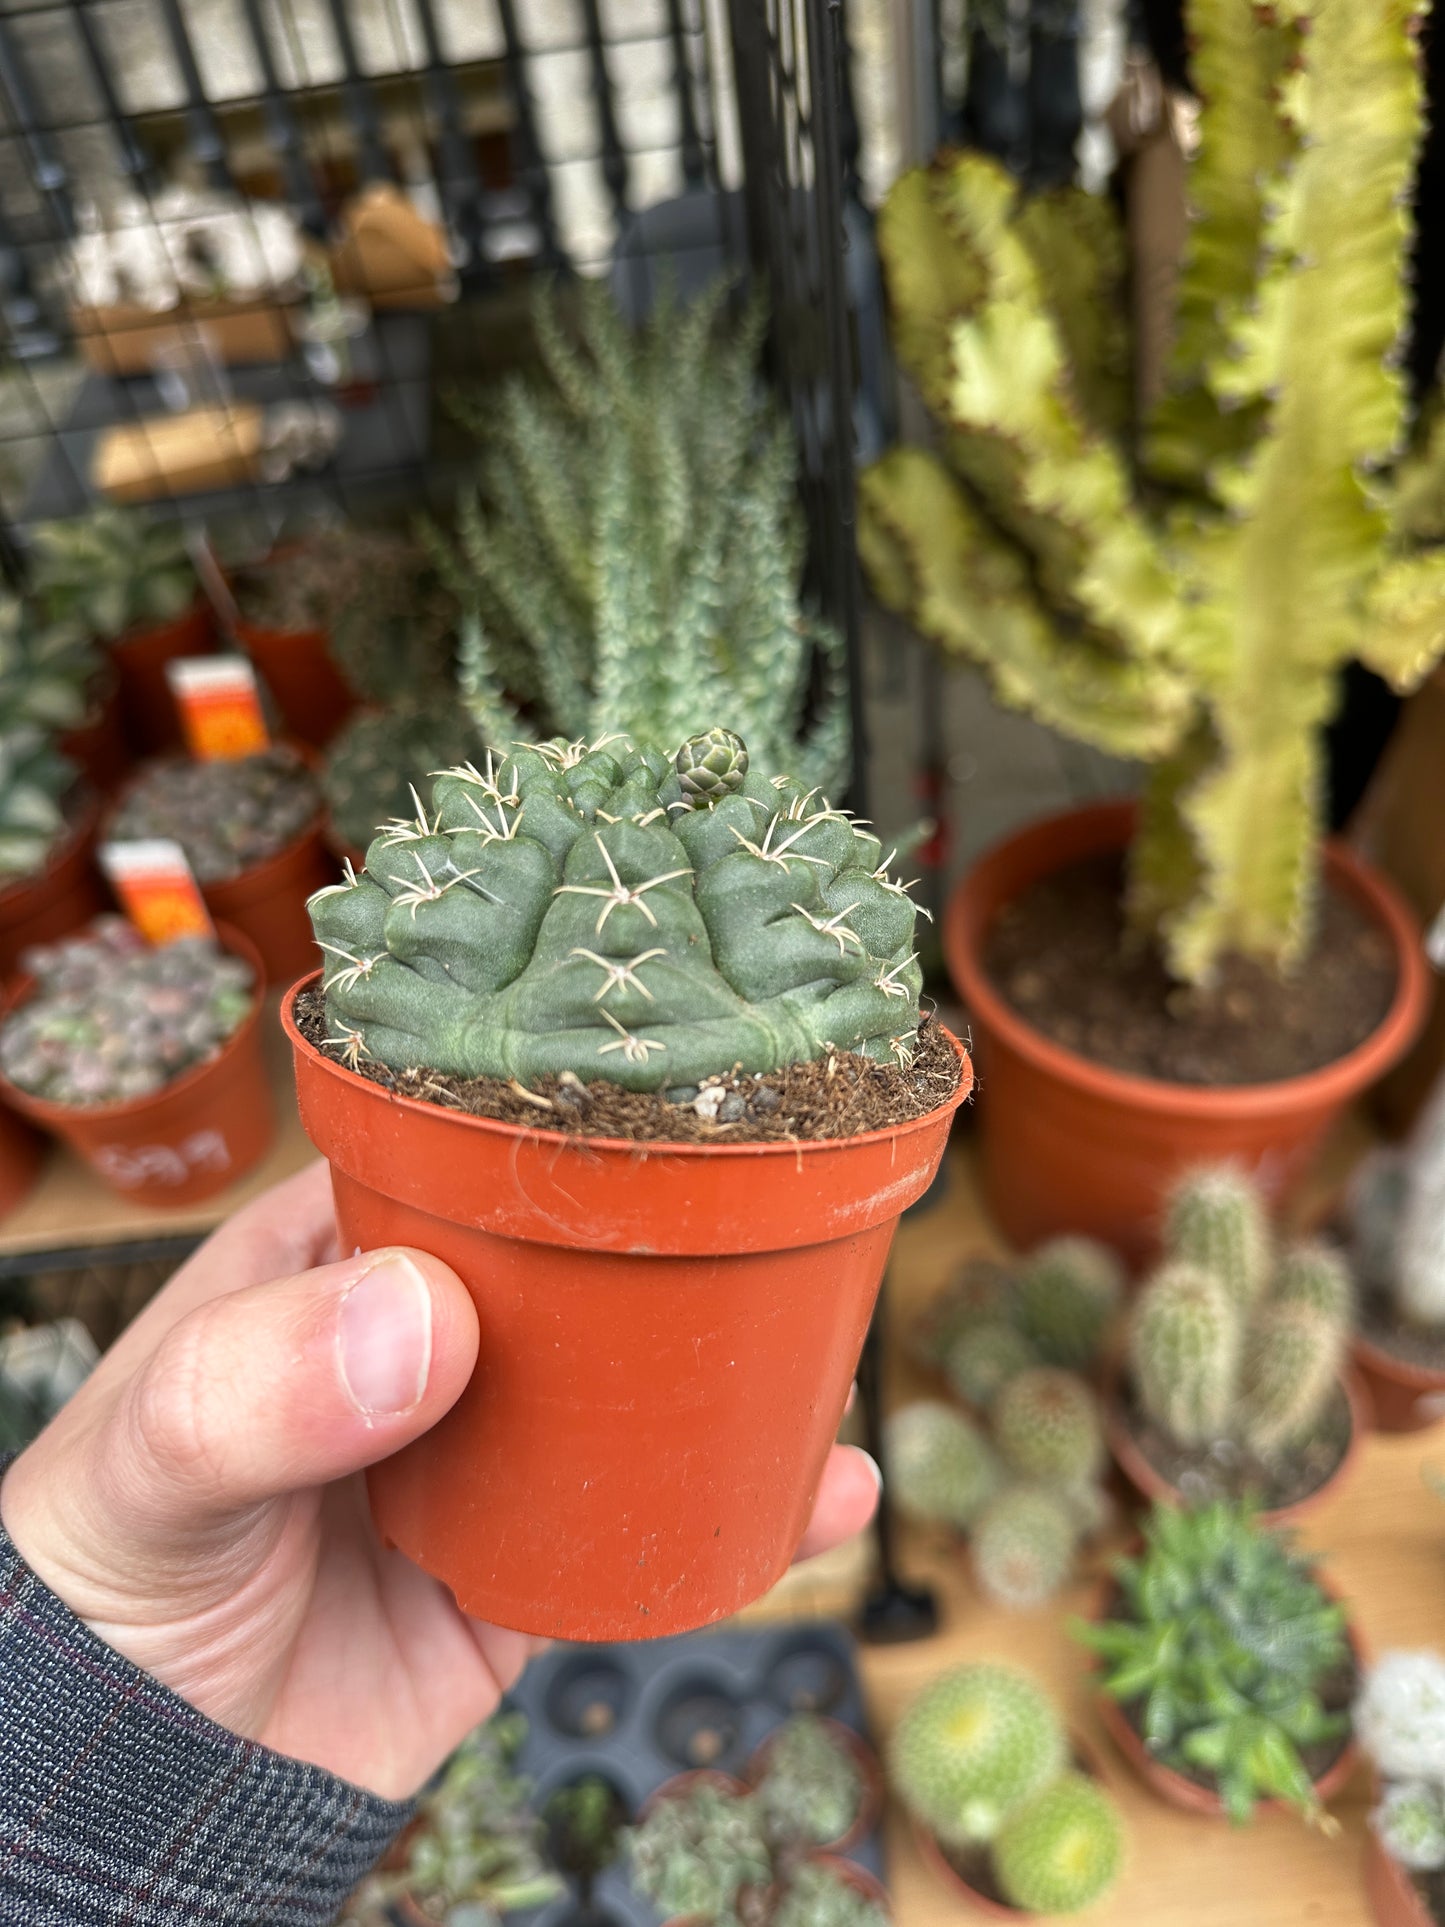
885, 1401, 1001, 1531
30, 508, 197, 640
991, 1772, 1126, 1915
971, 1486, 1080, 1611
1270, 1243, 1355, 1329
1016, 1237, 1123, 1370
433, 282, 847, 792
1373, 1782, 1445, 1873
0, 728, 77, 880
1165, 1166, 1271, 1314
991, 1368, 1104, 1489
943, 1321, 1040, 1412
888, 1664, 1066, 1847
1129, 1262, 1241, 1449
1237, 1304, 1348, 1458
310, 731, 925, 1092
861, 0, 1445, 986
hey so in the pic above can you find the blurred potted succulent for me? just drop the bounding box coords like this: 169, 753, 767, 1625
912, 1238, 1123, 1399
107, 743, 331, 982
1109, 1167, 1364, 1523
747, 1714, 881, 1856
890, 1664, 1125, 1916
544, 1774, 625, 1902
769, 1858, 890, 1927
0, 916, 270, 1205
286, 727, 970, 1639
1356, 1653, 1445, 1927
0, 595, 126, 794
30, 509, 211, 754
861, 0, 1438, 1255
0, 726, 107, 977
628, 1777, 774, 1926
430, 282, 848, 792
1348, 1097, 1445, 1431
1074, 1499, 1359, 1824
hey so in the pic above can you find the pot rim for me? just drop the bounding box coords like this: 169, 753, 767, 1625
1352, 1326, 1445, 1393
1363, 1794, 1438, 1927
282, 974, 973, 1163
103, 744, 326, 897
0, 919, 267, 1128
1104, 1362, 1370, 1529
113, 595, 211, 651
944, 798, 1429, 1117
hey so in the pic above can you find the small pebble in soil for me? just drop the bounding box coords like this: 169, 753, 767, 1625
109, 745, 321, 883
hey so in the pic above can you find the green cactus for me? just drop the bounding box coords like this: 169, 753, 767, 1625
1165, 1167, 1271, 1315
1373, 1783, 1445, 1873
912, 1257, 1018, 1367
943, 1321, 1040, 1412
860, 0, 1445, 987
321, 699, 480, 857
309, 731, 923, 1092
0, 728, 77, 880
971, 1486, 1080, 1611
889, 1664, 1066, 1847
1270, 1243, 1355, 1329
771, 1861, 888, 1927
991, 1368, 1104, 1489
992, 1772, 1126, 1915
754, 1716, 864, 1850
1129, 1262, 1241, 1449
1016, 1237, 1123, 1370
30, 508, 197, 640
1237, 1304, 1347, 1458
0, 600, 102, 736
433, 282, 847, 791
885, 1401, 1001, 1531
626, 1782, 771, 1925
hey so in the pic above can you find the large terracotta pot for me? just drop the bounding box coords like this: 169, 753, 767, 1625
1351, 1330, 1445, 1436
111, 601, 215, 756
944, 801, 1430, 1263
1364, 1813, 1437, 1927
0, 794, 108, 980
284, 984, 972, 1641
0, 924, 273, 1206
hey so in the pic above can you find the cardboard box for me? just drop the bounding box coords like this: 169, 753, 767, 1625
329, 184, 456, 310
93, 404, 266, 502
70, 294, 296, 378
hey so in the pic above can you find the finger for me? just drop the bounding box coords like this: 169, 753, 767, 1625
792, 1445, 880, 1565
108, 1246, 479, 1532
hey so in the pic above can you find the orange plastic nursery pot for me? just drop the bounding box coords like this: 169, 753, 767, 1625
235, 612, 358, 750
284, 982, 972, 1641
199, 810, 335, 985
60, 671, 130, 796
0, 923, 273, 1205
1364, 1806, 1436, 1927
111, 601, 215, 755
1351, 1331, 1445, 1436
944, 801, 1430, 1265
0, 793, 108, 980
745, 1720, 884, 1854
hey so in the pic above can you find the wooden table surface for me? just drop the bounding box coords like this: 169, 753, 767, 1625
855, 1132, 1441, 1927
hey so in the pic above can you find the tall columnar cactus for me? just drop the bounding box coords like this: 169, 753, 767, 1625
1237, 1304, 1348, 1457
991, 1773, 1126, 1915
1015, 1237, 1123, 1370
433, 283, 847, 792
1129, 1262, 1241, 1448
888, 1665, 1066, 1847
1165, 1167, 1271, 1315
860, 0, 1445, 985
991, 1369, 1104, 1489
885, 1401, 1001, 1531
1271, 1243, 1355, 1328
309, 732, 923, 1092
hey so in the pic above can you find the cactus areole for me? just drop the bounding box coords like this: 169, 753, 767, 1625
285, 730, 971, 1641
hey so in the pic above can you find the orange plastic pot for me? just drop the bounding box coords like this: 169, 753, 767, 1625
944, 801, 1430, 1265
1104, 1366, 1370, 1529
235, 612, 357, 750
111, 601, 215, 755
745, 1720, 883, 1854
0, 924, 273, 1205
60, 671, 130, 795
1351, 1331, 1445, 1435
284, 984, 972, 1641
199, 810, 334, 985
0, 793, 108, 980
1364, 1807, 1436, 1927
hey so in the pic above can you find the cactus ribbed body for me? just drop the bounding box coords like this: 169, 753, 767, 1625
943, 1322, 1039, 1412
889, 1665, 1066, 1847
1165, 1168, 1270, 1314
310, 733, 923, 1092
885, 1402, 1001, 1531
1237, 1304, 1345, 1458
971, 1487, 1078, 1611
991, 1369, 1104, 1489
1271, 1242, 1354, 1329
1016, 1237, 1123, 1370
1129, 1262, 1240, 1448
992, 1773, 1125, 1915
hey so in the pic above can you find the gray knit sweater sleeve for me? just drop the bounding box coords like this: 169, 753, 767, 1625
0, 1487, 409, 1927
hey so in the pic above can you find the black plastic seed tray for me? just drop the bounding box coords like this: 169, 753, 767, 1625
502, 1620, 887, 1927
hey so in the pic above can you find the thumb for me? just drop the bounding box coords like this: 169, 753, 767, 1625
114, 1247, 478, 1528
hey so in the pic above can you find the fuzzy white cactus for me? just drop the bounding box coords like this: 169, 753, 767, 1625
1394, 1086, 1445, 1328
1354, 1652, 1445, 1784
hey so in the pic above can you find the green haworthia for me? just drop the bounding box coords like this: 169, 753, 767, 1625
309, 731, 925, 1092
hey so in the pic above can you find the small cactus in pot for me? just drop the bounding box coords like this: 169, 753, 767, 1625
1015, 1238, 1123, 1371
30, 508, 198, 640
884, 1401, 1000, 1532
991, 1368, 1105, 1490
1164, 1167, 1271, 1317
110, 745, 322, 883
751, 1714, 869, 1851
771, 1858, 889, 1927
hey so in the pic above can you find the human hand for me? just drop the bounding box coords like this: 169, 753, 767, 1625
0, 1163, 880, 1801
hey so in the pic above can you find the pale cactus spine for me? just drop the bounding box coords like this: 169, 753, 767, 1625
1129, 1262, 1241, 1448
992, 1772, 1126, 1915
1164, 1167, 1271, 1314
888, 1665, 1066, 1847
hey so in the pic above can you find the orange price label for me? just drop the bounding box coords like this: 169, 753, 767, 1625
167, 654, 270, 761
100, 840, 214, 946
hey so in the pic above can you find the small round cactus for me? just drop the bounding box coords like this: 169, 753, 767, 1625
991, 1368, 1104, 1488
913, 1257, 1017, 1367
1129, 1261, 1241, 1448
888, 1664, 1066, 1847
1164, 1165, 1270, 1314
1237, 1303, 1346, 1458
674, 726, 750, 804
885, 1401, 1001, 1531
971, 1486, 1078, 1610
943, 1320, 1039, 1411
1354, 1652, 1445, 1782
755, 1714, 864, 1849
1016, 1237, 1123, 1370
1373, 1781, 1445, 1872
992, 1771, 1126, 1915
1270, 1241, 1354, 1328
